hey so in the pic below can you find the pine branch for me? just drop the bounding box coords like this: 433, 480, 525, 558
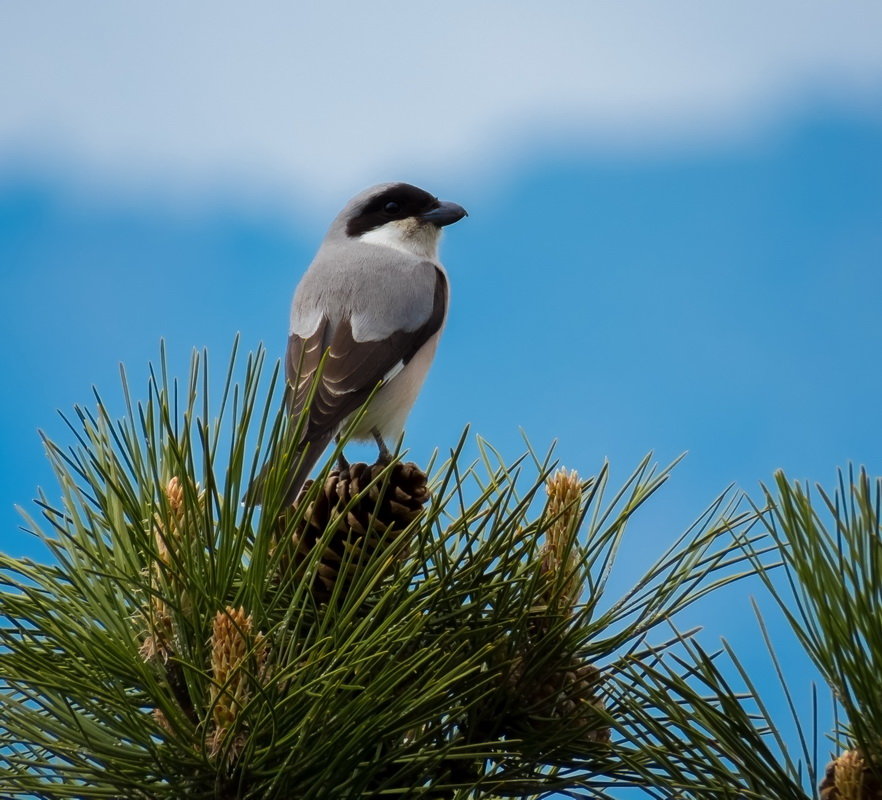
1, 341, 759, 799
743, 467, 882, 799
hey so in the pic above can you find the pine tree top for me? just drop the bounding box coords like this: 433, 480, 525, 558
1, 341, 879, 799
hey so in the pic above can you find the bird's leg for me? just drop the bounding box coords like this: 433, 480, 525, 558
334, 433, 350, 471
371, 427, 393, 465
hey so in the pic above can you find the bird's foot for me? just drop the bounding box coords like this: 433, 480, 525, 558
334, 434, 350, 472
371, 428, 393, 465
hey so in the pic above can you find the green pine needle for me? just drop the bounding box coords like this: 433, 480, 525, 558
0, 341, 774, 799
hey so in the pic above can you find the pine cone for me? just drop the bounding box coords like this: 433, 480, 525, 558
506, 653, 609, 746
820, 751, 882, 800
279, 460, 428, 602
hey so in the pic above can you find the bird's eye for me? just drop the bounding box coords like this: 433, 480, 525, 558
384, 201, 400, 215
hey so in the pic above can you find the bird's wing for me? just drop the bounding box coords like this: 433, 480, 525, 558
286, 265, 447, 441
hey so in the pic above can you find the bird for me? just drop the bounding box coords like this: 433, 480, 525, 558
250, 182, 467, 506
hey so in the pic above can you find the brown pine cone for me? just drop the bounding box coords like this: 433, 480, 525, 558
279, 460, 428, 602
506, 653, 609, 746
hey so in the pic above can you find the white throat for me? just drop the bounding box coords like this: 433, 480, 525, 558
359, 218, 441, 261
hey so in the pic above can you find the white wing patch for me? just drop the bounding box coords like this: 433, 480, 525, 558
290, 307, 323, 338
382, 359, 405, 383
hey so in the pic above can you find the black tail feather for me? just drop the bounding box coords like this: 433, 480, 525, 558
244, 431, 334, 508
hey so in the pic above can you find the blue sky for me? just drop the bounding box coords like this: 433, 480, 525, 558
2, 2, 882, 789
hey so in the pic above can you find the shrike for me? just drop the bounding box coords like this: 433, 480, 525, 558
254, 182, 467, 505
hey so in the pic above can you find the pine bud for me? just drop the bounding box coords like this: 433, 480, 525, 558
152, 708, 174, 735
539, 468, 585, 616
820, 750, 882, 800
165, 475, 185, 517
140, 476, 191, 663
208, 606, 267, 762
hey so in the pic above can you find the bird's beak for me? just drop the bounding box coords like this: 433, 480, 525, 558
420, 201, 468, 227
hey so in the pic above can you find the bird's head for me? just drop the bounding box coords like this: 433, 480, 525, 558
334, 182, 467, 261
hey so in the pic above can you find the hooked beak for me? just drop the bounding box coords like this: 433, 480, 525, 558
420, 200, 468, 227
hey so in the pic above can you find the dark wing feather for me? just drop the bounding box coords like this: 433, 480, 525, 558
286, 266, 447, 443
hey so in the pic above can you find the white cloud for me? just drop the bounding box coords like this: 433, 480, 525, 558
1, 1, 881, 210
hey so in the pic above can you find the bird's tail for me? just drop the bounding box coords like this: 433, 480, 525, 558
244, 430, 334, 509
